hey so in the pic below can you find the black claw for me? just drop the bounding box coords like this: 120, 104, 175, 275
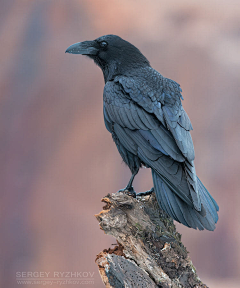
118, 186, 136, 198
136, 187, 154, 197
126, 187, 136, 198
118, 186, 154, 198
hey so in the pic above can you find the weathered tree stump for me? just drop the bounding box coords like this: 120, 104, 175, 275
95, 192, 208, 288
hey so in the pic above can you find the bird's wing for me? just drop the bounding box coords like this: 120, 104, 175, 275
104, 79, 201, 210
115, 70, 195, 161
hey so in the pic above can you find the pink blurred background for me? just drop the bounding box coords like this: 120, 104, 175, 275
1, 0, 240, 287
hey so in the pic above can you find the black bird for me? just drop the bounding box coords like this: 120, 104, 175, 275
66, 35, 219, 230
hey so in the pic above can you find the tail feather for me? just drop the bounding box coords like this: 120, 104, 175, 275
152, 171, 189, 227
197, 177, 219, 223
152, 170, 219, 231
174, 195, 200, 229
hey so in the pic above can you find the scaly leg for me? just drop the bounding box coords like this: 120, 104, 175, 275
119, 172, 154, 198
118, 172, 137, 197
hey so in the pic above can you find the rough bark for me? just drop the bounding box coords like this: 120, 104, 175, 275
95, 192, 208, 288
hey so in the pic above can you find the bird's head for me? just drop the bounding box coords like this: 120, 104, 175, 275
65, 35, 150, 82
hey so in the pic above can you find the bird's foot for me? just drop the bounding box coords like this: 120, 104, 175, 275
118, 186, 136, 198
136, 187, 154, 197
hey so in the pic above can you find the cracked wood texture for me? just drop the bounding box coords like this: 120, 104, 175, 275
95, 192, 208, 288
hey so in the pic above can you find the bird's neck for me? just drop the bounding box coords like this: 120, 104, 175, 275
102, 61, 119, 82
102, 60, 150, 83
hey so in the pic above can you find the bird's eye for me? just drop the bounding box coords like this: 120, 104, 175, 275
100, 41, 108, 48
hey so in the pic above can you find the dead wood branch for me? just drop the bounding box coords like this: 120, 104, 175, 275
95, 192, 208, 288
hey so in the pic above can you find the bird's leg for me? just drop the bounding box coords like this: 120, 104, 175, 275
118, 172, 137, 197
118, 174, 154, 198
136, 187, 154, 197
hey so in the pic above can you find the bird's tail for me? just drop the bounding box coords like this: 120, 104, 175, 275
152, 170, 219, 230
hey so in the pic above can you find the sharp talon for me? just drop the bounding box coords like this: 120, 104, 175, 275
126, 190, 136, 198
118, 188, 127, 193
136, 187, 154, 197
118, 186, 136, 198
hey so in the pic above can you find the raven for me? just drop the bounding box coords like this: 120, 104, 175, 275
66, 35, 219, 230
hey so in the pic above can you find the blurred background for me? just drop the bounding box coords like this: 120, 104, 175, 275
1, 0, 240, 287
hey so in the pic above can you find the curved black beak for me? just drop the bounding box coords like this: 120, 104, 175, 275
65, 41, 98, 55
